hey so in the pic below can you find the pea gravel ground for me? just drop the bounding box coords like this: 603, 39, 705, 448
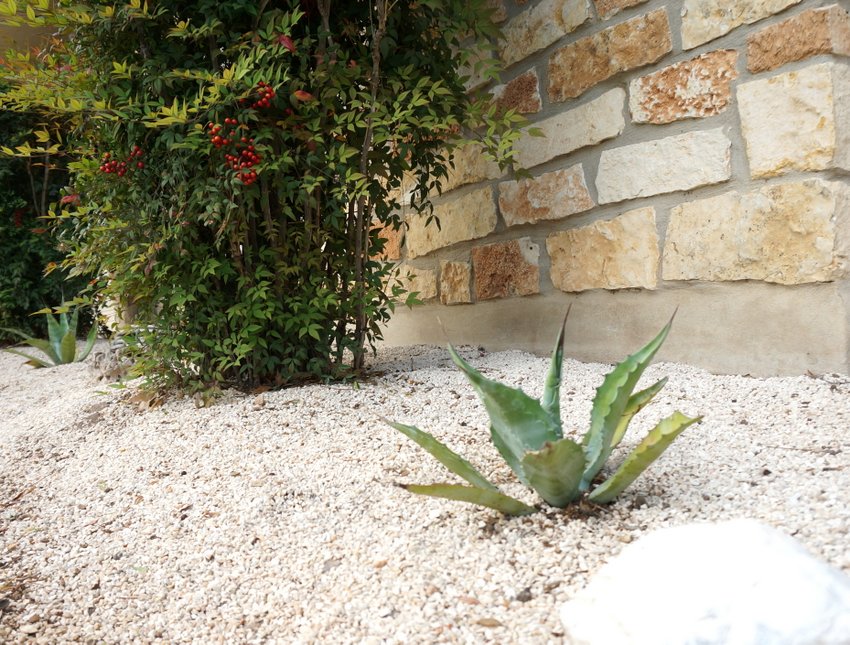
1, 343, 849, 644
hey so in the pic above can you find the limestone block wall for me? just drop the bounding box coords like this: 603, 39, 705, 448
382, 0, 850, 376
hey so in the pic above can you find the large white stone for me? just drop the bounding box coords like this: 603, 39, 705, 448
595, 128, 731, 204
405, 187, 497, 259
737, 62, 850, 179
499, 0, 590, 67
514, 89, 625, 170
681, 0, 802, 50
560, 519, 850, 645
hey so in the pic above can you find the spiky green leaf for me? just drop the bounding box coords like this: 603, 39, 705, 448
541, 307, 570, 430
609, 377, 668, 449
10, 337, 61, 364
588, 411, 701, 504
386, 419, 498, 491
448, 344, 560, 485
59, 330, 77, 364
401, 483, 536, 516
78, 323, 98, 361
490, 424, 529, 486
520, 437, 585, 507
2, 348, 52, 368
580, 316, 674, 490
45, 313, 62, 356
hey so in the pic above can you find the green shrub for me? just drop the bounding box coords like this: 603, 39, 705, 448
1, 0, 522, 389
3, 304, 97, 368
388, 312, 702, 516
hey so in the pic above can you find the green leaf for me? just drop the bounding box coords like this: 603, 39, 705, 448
78, 323, 98, 361
588, 412, 702, 504
540, 307, 570, 431
14, 337, 60, 365
448, 344, 560, 485
401, 483, 536, 516
45, 313, 62, 355
59, 331, 77, 364
609, 377, 668, 449
580, 316, 675, 491
386, 419, 498, 491
520, 437, 585, 507
3, 347, 52, 368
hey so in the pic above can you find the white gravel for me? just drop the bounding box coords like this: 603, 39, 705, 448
1, 342, 849, 644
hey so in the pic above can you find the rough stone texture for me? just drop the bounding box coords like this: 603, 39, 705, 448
440, 261, 472, 305
681, 0, 802, 50
662, 179, 848, 285
488, 0, 508, 23
514, 88, 626, 169
737, 62, 850, 179
444, 144, 501, 193
459, 46, 495, 91
594, 0, 648, 20
547, 206, 659, 292
499, 165, 594, 227
372, 224, 403, 261
596, 128, 731, 204
548, 9, 672, 102
561, 520, 850, 645
472, 238, 540, 300
406, 188, 497, 259
629, 50, 739, 124
500, 0, 590, 67
396, 267, 438, 302
748, 5, 850, 74
492, 69, 542, 114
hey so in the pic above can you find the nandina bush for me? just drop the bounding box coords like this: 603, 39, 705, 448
1, 0, 522, 389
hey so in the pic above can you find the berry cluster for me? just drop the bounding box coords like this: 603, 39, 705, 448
207, 121, 234, 149
99, 145, 144, 177
206, 121, 262, 185
240, 81, 276, 110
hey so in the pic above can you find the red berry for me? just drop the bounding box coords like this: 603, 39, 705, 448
137, 161, 144, 169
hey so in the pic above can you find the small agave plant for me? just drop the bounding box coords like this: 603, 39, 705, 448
2, 306, 98, 368
387, 311, 701, 515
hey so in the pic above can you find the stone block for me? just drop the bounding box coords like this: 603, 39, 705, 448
561, 520, 850, 644
548, 9, 672, 102
500, 0, 590, 67
594, 0, 648, 20
444, 144, 501, 193
662, 179, 849, 285
406, 188, 498, 259
681, 0, 802, 50
397, 267, 438, 301
629, 50, 738, 124
499, 165, 594, 227
596, 129, 731, 204
748, 5, 850, 74
440, 261, 472, 305
372, 223, 402, 261
547, 207, 659, 292
472, 238, 540, 300
492, 69, 542, 114
514, 88, 625, 169
737, 62, 850, 178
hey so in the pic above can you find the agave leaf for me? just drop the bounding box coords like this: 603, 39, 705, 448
588, 411, 701, 504
2, 347, 52, 368
609, 377, 668, 450
78, 323, 98, 361
59, 329, 77, 364
401, 483, 536, 516
580, 316, 674, 491
540, 307, 570, 432
520, 437, 585, 507
386, 419, 498, 491
14, 337, 60, 364
490, 425, 529, 486
45, 313, 62, 358
448, 344, 560, 482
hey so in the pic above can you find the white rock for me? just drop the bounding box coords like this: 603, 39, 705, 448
560, 519, 850, 645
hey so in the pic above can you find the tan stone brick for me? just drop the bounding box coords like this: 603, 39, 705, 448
492, 69, 542, 115
444, 144, 501, 193
397, 267, 438, 301
596, 129, 731, 204
372, 223, 402, 261
594, 0, 648, 20
662, 180, 849, 285
499, 165, 594, 227
547, 207, 659, 292
440, 261, 472, 305
473, 238, 540, 300
629, 50, 738, 124
514, 88, 625, 169
500, 0, 590, 67
548, 9, 672, 102
406, 187, 498, 259
737, 62, 850, 178
748, 5, 850, 74
681, 0, 801, 50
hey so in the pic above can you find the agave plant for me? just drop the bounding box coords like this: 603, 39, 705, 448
387, 312, 701, 515
2, 306, 98, 368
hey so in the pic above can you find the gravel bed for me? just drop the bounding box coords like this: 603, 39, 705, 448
1, 343, 849, 644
